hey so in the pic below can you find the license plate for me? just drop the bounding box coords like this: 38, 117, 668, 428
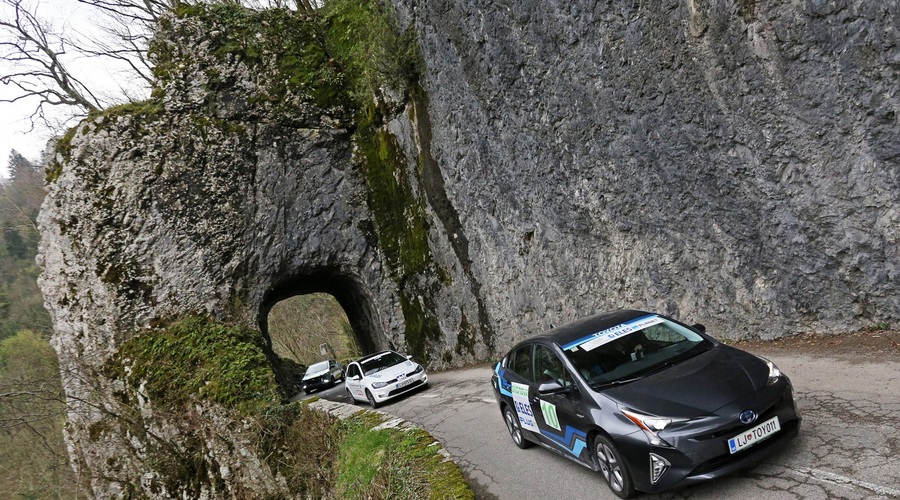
728, 416, 780, 454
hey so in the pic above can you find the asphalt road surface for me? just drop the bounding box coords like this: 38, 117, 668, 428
300, 345, 900, 499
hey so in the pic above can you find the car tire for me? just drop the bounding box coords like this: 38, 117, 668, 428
594, 434, 635, 499
503, 405, 531, 449
365, 389, 380, 409
346, 387, 356, 404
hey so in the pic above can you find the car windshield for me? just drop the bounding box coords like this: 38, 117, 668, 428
562, 316, 712, 389
305, 361, 330, 375
360, 351, 407, 376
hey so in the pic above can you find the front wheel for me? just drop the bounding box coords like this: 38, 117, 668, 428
365, 389, 381, 409
503, 406, 531, 449
346, 387, 356, 404
594, 434, 635, 499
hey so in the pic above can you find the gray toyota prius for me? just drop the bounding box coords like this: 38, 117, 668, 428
491, 309, 801, 498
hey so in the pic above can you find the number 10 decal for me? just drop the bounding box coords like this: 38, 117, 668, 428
540, 400, 561, 431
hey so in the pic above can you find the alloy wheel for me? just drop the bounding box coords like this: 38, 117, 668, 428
503, 407, 530, 449
597, 442, 624, 492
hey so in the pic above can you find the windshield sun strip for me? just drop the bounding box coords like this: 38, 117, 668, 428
561, 314, 663, 352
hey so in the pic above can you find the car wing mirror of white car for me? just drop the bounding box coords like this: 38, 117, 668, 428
405, 354, 413, 360
349, 374, 361, 381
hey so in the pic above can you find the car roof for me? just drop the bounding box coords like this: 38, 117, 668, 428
355, 350, 397, 363
522, 309, 653, 349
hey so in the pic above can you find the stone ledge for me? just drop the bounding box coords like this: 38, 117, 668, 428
306, 399, 454, 462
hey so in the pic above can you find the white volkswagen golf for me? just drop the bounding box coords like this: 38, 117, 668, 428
344, 350, 428, 408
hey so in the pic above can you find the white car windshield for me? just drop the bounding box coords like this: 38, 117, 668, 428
306, 361, 330, 375
361, 352, 406, 376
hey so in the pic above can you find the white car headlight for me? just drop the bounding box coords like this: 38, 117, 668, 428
371, 381, 389, 389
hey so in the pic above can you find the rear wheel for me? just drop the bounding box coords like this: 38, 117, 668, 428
594, 434, 635, 499
503, 406, 531, 449
365, 389, 381, 409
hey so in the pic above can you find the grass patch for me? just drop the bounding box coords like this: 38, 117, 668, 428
335, 414, 473, 500
865, 322, 891, 332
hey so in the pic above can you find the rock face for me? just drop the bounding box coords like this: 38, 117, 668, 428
393, 0, 899, 337
37, 0, 897, 496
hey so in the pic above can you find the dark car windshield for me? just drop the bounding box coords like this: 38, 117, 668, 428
562, 316, 712, 389
361, 351, 407, 376
305, 360, 331, 375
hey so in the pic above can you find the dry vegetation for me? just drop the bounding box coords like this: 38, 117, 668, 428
268, 293, 361, 365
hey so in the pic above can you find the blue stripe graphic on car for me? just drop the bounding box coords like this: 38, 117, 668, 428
540, 426, 588, 457
494, 362, 513, 397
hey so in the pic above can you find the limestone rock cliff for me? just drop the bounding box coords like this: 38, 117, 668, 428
393, 0, 898, 336
38, 0, 897, 495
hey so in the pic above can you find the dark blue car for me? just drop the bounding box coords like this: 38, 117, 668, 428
491, 309, 800, 498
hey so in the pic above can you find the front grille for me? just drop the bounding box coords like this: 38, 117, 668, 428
690, 419, 798, 476
387, 379, 425, 397
695, 393, 786, 441
305, 375, 330, 386
382, 367, 422, 386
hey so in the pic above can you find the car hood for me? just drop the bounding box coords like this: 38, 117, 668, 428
366, 359, 416, 381
603, 345, 768, 418
302, 368, 331, 381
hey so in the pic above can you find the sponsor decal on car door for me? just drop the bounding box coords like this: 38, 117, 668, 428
511, 382, 541, 432
348, 364, 364, 398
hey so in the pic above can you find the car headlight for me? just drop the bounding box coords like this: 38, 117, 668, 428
412, 364, 424, 374
371, 381, 389, 389
622, 409, 687, 447
758, 356, 782, 386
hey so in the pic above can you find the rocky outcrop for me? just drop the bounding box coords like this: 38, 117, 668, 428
37, 0, 897, 496
393, 0, 899, 337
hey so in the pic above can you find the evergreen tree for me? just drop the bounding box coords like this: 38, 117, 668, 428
0, 151, 49, 340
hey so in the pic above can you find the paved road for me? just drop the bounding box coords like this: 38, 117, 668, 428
300, 349, 900, 499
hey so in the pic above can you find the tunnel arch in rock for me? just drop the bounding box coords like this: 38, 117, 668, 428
259, 268, 383, 358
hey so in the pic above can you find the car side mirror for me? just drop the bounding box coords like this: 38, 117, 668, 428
692, 323, 706, 334
538, 381, 571, 396
349, 374, 361, 381
405, 354, 413, 360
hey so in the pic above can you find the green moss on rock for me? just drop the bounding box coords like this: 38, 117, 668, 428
112, 316, 281, 414
153, 3, 352, 112
45, 126, 78, 183
357, 127, 431, 277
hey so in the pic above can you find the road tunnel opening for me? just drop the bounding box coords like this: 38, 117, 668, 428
260, 270, 382, 396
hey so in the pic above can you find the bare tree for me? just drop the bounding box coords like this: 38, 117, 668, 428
0, 0, 103, 127
1, 0, 325, 133
74, 0, 175, 90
